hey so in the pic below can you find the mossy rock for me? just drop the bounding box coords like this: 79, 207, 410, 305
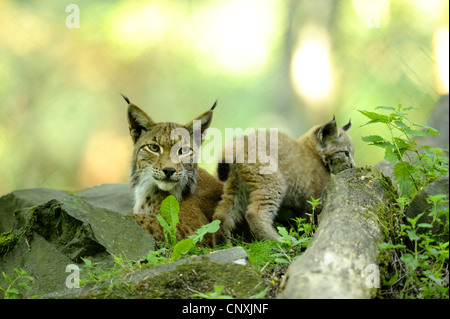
0, 184, 134, 234
42, 247, 265, 299
406, 175, 449, 241
0, 188, 70, 233
0, 196, 155, 298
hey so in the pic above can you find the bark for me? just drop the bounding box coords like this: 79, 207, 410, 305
278, 167, 396, 299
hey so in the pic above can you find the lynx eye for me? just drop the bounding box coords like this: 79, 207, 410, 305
344, 151, 350, 157
177, 146, 192, 157
146, 144, 160, 153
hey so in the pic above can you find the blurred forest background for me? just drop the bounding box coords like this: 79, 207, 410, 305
0, 0, 448, 195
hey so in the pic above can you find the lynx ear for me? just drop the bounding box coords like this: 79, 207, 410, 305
123, 95, 155, 143
184, 101, 217, 135
342, 119, 351, 131
317, 117, 338, 146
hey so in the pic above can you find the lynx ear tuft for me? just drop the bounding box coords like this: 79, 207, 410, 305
121, 93, 131, 105
210, 100, 218, 111
342, 119, 352, 131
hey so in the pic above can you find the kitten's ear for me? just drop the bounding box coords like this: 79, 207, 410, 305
184, 100, 217, 135
342, 119, 351, 131
317, 117, 338, 146
123, 95, 155, 143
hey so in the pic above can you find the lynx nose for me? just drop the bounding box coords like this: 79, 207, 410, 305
162, 167, 176, 177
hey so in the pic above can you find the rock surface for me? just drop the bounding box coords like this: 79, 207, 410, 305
41, 246, 262, 299
0, 185, 263, 299
0, 188, 70, 234
0, 195, 154, 298
0, 183, 134, 234
406, 175, 449, 241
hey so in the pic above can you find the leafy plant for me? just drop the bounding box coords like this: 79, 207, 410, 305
79, 258, 113, 285
379, 196, 449, 298
359, 104, 449, 299
358, 104, 447, 198
156, 195, 180, 246
0, 268, 34, 299
156, 195, 221, 261
306, 196, 321, 234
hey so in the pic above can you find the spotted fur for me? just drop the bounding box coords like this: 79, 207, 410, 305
212, 118, 355, 244
123, 96, 223, 245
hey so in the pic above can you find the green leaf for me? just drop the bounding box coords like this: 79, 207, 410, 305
394, 120, 408, 130
375, 106, 396, 111
393, 162, 417, 197
6, 288, 19, 297
249, 287, 269, 299
406, 212, 424, 228
400, 105, 416, 111
361, 135, 385, 143
401, 253, 418, 272
160, 195, 180, 227
277, 226, 290, 241
81, 258, 92, 267
384, 146, 399, 163
155, 214, 170, 231
383, 271, 399, 286
406, 229, 420, 241
17, 283, 32, 291
393, 138, 411, 152
357, 110, 391, 124
22, 276, 34, 282
2, 272, 12, 283
189, 220, 221, 245
412, 123, 440, 136
417, 223, 433, 229
274, 257, 290, 264
423, 270, 444, 285
378, 242, 406, 250
155, 214, 171, 243
292, 237, 310, 248
172, 238, 194, 261
13, 268, 24, 275
405, 128, 427, 137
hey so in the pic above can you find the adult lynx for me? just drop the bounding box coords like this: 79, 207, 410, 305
212, 118, 355, 244
123, 95, 223, 244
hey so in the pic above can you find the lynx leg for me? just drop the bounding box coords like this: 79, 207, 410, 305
245, 180, 286, 241
212, 195, 236, 245
212, 175, 248, 245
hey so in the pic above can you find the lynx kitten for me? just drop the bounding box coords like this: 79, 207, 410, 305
212, 117, 355, 244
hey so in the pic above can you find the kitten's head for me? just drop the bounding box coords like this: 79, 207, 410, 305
316, 117, 355, 174
124, 95, 216, 198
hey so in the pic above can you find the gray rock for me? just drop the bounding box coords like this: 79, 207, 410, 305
75, 183, 134, 214
0, 188, 70, 233
0, 184, 135, 234
0, 196, 155, 298
41, 247, 257, 299
374, 160, 395, 183
406, 175, 449, 241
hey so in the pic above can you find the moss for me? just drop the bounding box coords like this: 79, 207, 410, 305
82, 260, 265, 299
0, 230, 23, 256
0, 205, 40, 256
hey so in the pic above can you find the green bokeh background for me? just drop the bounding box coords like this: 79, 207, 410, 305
0, 0, 448, 195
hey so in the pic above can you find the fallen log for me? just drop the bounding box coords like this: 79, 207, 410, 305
278, 167, 396, 299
